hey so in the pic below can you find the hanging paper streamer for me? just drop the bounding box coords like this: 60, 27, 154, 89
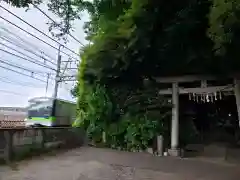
189, 93, 191, 100
201, 94, 205, 102
219, 92, 222, 100
193, 93, 196, 101
214, 92, 217, 100
188, 89, 225, 103
206, 94, 209, 102
210, 94, 214, 102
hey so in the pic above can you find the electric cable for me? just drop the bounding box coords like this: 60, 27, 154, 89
0, 5, 80, 58
0, 48, 57, 71
32, 4, 84, 46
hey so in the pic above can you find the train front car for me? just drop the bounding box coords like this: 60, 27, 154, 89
25, 97, 54, 127
25, 97, 76, 127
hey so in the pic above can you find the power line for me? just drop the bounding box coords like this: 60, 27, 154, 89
33, 4, 84, 46
1, 38, 77, 79
0, 5, 80, 57
0, 47, 57, 71
0, 26, 56, 61
69, 34, 84, 46
0, 15, 79, 61
0, 29, 77, 77
0, 74, 45, 87
0, 36, 75, 77
0, 40, 76, 78
0, 21, 79, 78
0, 36, 57, 66
0, 64, 46, 83
0, 57, 50, 76
0, 15, 58, 54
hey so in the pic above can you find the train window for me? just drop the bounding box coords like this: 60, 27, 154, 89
28, 100, 53, 118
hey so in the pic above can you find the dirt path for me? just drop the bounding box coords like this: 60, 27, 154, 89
0, 147, 239, 180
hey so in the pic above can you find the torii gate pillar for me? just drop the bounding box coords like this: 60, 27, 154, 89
168, 82, 181, 156
234, 79, 240, 127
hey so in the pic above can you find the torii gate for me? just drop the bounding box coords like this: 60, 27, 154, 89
154, 74, 240, 156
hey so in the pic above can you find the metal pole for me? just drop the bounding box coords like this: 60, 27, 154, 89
45, 73, 50, 97
52, 45, 62, 99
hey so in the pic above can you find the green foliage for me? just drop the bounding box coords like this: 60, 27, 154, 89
75, 0, 212, 150
80, 0, 218, 87
207, 0, 240, 72
74, 76, 171, 150
208, 0, 240, 55
6, 0, 42, 8
106, 114, 160, 151
74, 84, 113, 127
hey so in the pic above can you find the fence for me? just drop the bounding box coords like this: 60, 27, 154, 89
0, 127, 86, 163
0, 120, 25, 128
0, 114, 26, 128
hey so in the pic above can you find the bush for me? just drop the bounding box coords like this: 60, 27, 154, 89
75, 82, 171, 151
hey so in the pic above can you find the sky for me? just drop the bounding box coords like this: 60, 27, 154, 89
0, 1, 89, 107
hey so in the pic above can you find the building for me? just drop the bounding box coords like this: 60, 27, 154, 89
0, 107, 27, 128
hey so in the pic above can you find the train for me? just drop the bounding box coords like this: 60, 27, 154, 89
25, 97, 76, 127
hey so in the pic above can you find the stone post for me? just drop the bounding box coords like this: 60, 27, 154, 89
157, 135, 164, 156
234, 78, 240, 127
168, 82, 180, 156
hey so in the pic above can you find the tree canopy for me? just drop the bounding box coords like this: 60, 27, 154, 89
7, 0, 240, 77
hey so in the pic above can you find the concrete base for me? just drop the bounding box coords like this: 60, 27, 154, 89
168, 148, 181, 157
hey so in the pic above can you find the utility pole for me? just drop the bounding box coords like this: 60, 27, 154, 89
52, 44, 63, 99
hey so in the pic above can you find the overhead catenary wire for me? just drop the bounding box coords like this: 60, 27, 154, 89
0, 5, 80, 58
0, 16, 79, 62
0, 64, 47, 83
0, 74, 45, 87
0, 30, 76, 76
0, 57, 53, 77
0, 76, 44, 88
0, 26, 56, 61
2, 35, 77, 77
0, 5, 78, 96
0, 15, 79, 78
0, 47, 57, 72
0, 36, 57, 66
32, 4, 84, 46
0, 36, 77, 78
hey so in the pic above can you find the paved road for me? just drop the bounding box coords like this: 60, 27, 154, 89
0, 147, 240, 180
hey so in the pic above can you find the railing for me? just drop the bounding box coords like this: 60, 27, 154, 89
0, 127, 86, 163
